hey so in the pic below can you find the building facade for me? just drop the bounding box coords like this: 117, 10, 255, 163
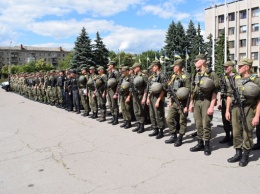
0, 44, 70, 68
205, 0, 260, 75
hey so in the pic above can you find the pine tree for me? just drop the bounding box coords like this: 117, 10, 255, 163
164, 21, 177, 60
205, 33, 213, 69
71, 27, 94, 70
185, 20, 197, 73
93, 32, 109, 67
175, 21, 187, 58
215, 33, 230, 76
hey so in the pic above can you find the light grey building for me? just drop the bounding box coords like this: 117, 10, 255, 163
205, 0, 260, 75
0, 44, 70, 68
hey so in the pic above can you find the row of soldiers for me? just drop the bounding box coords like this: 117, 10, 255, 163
9, 54, 260, 167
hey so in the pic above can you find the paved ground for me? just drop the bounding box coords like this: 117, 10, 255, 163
0, 88, 260, 194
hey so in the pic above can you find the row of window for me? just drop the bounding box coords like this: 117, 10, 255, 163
0, 52, 66, 57
230, 52, 259, 61
218, 7, 259, 23
229, 38, 259, 48
218, 23, 259, 36
1, 57, 63, 62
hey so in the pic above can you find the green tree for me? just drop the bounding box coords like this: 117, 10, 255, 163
71, 27, 94, 70
164, 21, 177, 59
57, 51, 74, 70
93, 32, 109, 67
175, 21, 187, 58
215, 32, 230, 76
205, 33, 213, 69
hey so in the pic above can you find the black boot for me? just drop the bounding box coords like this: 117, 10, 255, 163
174, 134, 183, 147
108, 116, 115, 124
204, 141, 211, 156
99, 117, 106, 122
156, 129, 164, 139
112, 115, 119, 125
239, 149, 251, 167
137, 123, 145, 133
120, 121, 127, 128
132, 123, 140, 132
124, 121, 132, 129
85, 111, 90, 116
219, 133, 230, 144
191, 131, 197, 137
252, 143, 260, 150
92, 112, 98, 119
76, 109, 80, 114
149, 128, 159, 137
190, 139, 204, 152
227, 148, 242, 163
89, 112, 94, 118
165, 132, 177, 144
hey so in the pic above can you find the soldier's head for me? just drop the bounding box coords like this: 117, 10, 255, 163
89, 66, 95, 74
81, 67, 88, 75
171, 59, 184, 74
194, 54, 207, 70
97, 66, 104, 74
107, 61, 116, 71
223, 61, 234, 74
237, 58, 253, 75
151, 60, 161, 72
69, 69, 76, 77
132, 63, 142, 74
121, 66, 129, 77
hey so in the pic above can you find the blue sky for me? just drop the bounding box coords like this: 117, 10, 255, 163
0, 0, 228, 53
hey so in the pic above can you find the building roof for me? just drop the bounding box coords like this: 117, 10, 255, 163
0, 44, 69, 52
205, 0, 244, 10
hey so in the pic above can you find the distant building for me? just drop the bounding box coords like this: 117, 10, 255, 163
205, 0, 260, 75
0, 44, 71, 68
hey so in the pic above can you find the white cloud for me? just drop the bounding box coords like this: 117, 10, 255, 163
139, 0, 190, 20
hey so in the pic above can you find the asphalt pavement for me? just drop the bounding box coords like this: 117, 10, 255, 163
0, 88, 259, 194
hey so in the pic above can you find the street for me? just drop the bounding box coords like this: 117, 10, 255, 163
0, 88, 260, 194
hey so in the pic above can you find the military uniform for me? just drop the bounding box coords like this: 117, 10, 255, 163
70, 70, 80, 113
78, 67, 90, 116
227, 58, 260, 167
166, 59, 191, 146
56, 70, 66, 108
87, 66, 98, 118
147, 60, 167, 139
190, 54, 219, 156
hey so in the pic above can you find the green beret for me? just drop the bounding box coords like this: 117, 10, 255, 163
171, 59, 185, 68
89, 66, 95, 70
81, 67, 88, 71
121, 66, 129, 72
223, 61, 234, 67
132, 63, 141, 68
237, 58, 253, 66
194, 54, 207, 62
107, 61, 116, 66
97, 66, 104, 70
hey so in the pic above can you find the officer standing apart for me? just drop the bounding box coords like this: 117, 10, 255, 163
189, 54, 219, 156
107, 61, 120, 125
146, 60, 167, 139
165, 59, 191, 147
225, 58, 260, 167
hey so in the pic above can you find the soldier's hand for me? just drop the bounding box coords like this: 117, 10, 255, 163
217, 104, 222, 110
252, 116, 259, 126
225, 111, 230, 121
146, 99, 150, 106
184, 107, 188, 114
125, 96, 130, 103
113, 94, 118, 99
168, 101, 172, 107
207, 106, 214, 115
141, 99, 145, 105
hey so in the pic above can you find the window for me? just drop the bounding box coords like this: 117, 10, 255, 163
251, 52, 258, 60
252, 7, 259, 17
240, 25, 247, 33
240, 10, 247, 19
252, 38, 259, 46
229, 41, 235, 48
230, 54, 235, 61
218, 29, 224, 36
218, 15, 224, 23
239, 39, 246, 47
253, 67, 258, 74
239, 53, 246, 59
252, 23, 259, 32
228, 27, 235, 35
228, 12, 235, 21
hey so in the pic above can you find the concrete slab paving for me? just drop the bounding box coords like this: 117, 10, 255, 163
0, 89, 259, 194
